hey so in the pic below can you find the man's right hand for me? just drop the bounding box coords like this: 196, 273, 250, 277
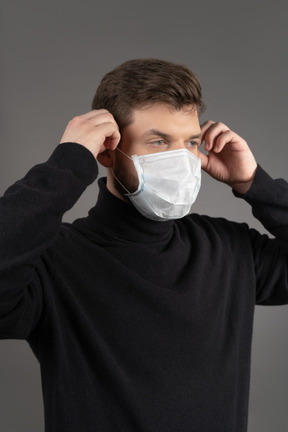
60, 110, 121, 158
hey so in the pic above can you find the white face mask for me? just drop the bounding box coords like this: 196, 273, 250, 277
112, 148, 201, 222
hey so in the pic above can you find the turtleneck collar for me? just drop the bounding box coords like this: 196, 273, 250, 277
83, 177, 175, 243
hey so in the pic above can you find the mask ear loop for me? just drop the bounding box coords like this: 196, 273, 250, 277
109, 168, 131, 194
116, 147, 133, 160
109, 147, 133, 194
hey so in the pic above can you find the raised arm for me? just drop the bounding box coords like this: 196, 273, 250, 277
0, 110, 120, 338
198, 120, 288, 305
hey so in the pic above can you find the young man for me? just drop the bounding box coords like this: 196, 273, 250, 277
0, 59, 287, 432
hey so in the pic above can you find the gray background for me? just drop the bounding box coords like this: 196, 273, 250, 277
0, 0, 287, 430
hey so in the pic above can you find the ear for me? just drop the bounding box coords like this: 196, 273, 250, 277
96, 149, 114, 168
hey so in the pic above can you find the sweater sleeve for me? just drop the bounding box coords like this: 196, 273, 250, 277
234, 165, 288, 305
0, 142, 98, 338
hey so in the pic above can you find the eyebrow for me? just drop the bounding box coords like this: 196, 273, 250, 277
142, 129, 201, 140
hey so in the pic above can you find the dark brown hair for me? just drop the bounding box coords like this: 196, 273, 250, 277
92, 58, 205, 130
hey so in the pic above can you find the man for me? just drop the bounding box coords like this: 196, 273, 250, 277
0, 59, 287, 432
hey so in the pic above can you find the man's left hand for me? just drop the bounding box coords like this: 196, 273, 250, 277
198, 121, 258, 194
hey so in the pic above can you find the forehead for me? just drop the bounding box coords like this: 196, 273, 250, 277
126, 103, 200, 136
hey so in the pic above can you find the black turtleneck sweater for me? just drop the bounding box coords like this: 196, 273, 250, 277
0, 143, 288, 432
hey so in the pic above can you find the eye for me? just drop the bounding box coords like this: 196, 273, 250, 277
149, 139, 168, 148
186, 141, 199, 148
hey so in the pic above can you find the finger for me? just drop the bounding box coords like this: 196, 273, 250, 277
197, 148, 209, 171
202, 122, 230, 151
90, 110, 119, 129
212, 130, 234, 153
200, 121, 215, 142
200, 121, 217, 151
96, 122, 121, 151
70, 110, 118, 131
213, 129, 246, 153
76, 109, 112, 121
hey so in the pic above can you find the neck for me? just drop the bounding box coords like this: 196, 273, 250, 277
83, 177, 174, 244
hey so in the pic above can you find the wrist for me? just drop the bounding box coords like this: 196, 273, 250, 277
230, 167, 257, 195
231, 180, 254, 195
49, 143, 98, 185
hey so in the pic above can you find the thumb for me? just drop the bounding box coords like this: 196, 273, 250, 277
197, 150, 209, 172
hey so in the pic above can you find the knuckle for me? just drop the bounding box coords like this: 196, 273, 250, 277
106, 112, 115, 122
97, 108, 111, 117
70, 115, 81, 125
202, 120, 214, 127
216, 121, 228, 129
